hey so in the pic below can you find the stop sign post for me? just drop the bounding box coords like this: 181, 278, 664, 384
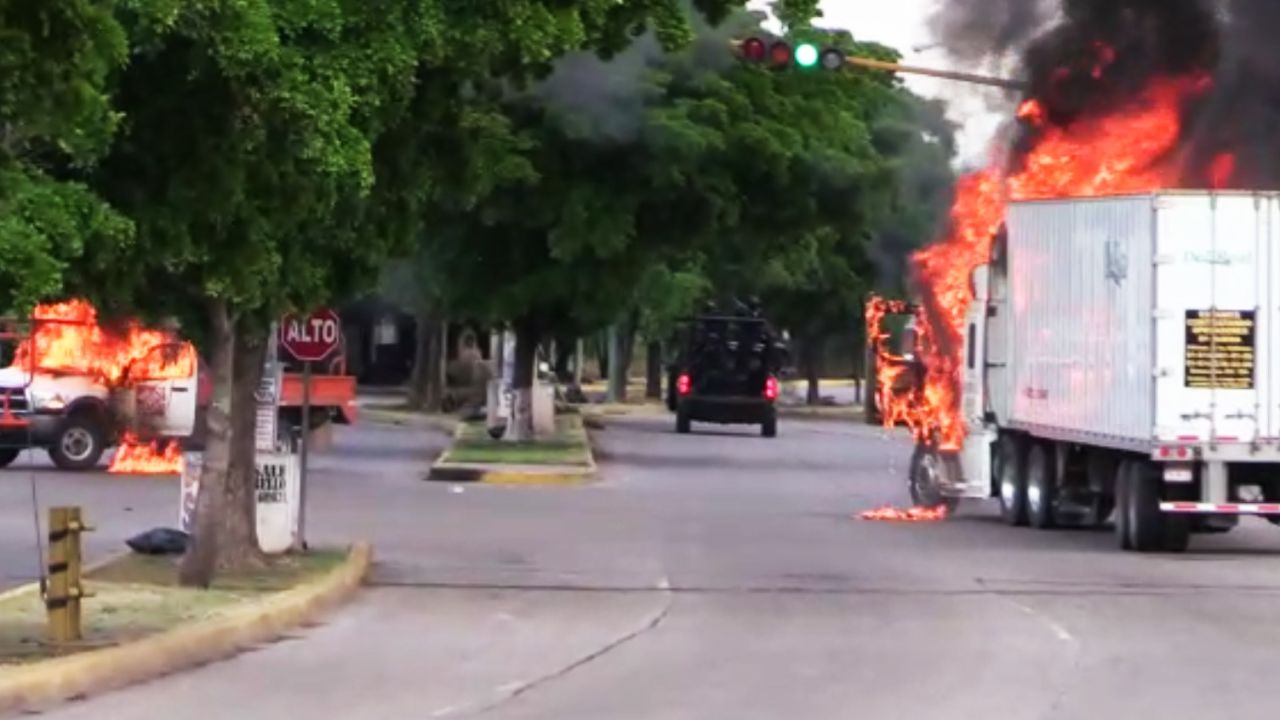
278, 308, 341, 551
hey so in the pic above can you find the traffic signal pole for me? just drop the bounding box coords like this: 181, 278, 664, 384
732, 39, 1026, 91
844, 56, 1025, 91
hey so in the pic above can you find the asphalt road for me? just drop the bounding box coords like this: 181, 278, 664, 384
7, 413, 1280, 719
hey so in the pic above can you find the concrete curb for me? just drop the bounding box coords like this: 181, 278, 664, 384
426, 421, 598, 486
0, 543, 372, 714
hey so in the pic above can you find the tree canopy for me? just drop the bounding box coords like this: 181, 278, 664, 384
415, 5, 952, 379
0, 1, 132, 314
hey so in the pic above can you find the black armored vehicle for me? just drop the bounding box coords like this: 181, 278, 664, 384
665, 306, 788, 438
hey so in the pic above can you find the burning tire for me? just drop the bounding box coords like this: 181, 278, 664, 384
49, 414, 106, 471
908, 445, 960, 513
0, 448, 18, 469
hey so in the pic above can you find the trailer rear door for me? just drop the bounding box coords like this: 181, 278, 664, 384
1153, 193, 1277, 445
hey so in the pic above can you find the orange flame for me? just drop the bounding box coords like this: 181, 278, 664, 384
10, 300, 195, 386
107, 433, 184, 475
872, 74, 1226, 452
858, 505, 950, 522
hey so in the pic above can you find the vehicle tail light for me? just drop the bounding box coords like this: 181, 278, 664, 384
764, 376, 779, 402
677, 373, 692, 396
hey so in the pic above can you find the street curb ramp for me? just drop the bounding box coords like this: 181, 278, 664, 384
0, 542, 373, 714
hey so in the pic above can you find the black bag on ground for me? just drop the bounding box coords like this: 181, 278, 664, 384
125, 527, 190, 556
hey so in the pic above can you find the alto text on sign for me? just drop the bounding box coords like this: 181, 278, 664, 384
279, 309, 341, 362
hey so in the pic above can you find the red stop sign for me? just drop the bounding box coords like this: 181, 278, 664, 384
280, 309, 341, 362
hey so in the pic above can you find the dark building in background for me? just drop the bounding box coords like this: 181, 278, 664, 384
339, 296, 492, 388
340, 297, 417, 387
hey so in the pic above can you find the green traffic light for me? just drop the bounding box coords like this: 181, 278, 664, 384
795, 43, 820, 68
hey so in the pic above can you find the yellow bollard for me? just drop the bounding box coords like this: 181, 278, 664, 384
46, 506, 93, 644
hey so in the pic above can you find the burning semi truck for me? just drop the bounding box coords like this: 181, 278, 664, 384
872, 193, 1280, 552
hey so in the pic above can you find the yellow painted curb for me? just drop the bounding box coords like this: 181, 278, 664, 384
478, 470, 597, 486
0, 543, 372, 714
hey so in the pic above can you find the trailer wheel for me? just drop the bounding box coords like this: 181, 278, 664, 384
1124, 460, 1189, 553
1025, 443, 1056, 529
996, 435, 1028, 526
1115, 461, 1134, 548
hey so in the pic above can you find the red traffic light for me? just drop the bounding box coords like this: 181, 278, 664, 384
768, 41, 788, 66
769, 41, 792, 67
740, 37, 767, 62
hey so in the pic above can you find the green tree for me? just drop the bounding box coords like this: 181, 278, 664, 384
84, 0, 746, 583
0, 1, 132, 314
89, 0, 439, 584
417, 4, 932, 431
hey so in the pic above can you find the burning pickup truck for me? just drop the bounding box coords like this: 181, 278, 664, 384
0, 301, 197, 471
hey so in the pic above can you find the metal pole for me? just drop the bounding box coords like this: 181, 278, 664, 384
844, 56, 1026, 91
297, 361, 311, 552
728, 40, 1026, 90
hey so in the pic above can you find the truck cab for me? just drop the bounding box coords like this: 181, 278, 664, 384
0, 343, 198, 470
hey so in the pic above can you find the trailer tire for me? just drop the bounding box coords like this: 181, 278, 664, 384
1115, 461, 1134, 549
1026, 443, 1056, 529
1124, 460, 1189, 553
997, 435, 1028, 526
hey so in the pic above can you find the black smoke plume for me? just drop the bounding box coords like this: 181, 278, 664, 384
931, 0, 1280, 189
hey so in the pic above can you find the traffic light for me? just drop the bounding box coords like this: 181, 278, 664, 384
737, 36, 846, 72
794, 42, 820, 69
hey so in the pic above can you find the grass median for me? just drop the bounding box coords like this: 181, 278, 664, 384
441, 416, 592, 467
0, 549, 347, 666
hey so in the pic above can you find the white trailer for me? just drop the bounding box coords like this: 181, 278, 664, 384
916, 191, 1280, 552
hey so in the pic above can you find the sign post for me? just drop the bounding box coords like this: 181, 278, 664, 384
278, 308, 341, 552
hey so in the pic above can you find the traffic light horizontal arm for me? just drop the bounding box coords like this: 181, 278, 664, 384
731, 39, 1025, 91
845, 56, 1026, 91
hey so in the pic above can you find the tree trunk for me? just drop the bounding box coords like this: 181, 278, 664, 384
222, 321, 268, 570
178, 299, 235, 587
618, 310, 639, 383
606, 324, 625, 403
805, 334, 825, 406
406, 308, 433, 410
645, 341, 662, 399
507, 317, 540, 441
574, 339, 584, 386
428, 320, 446, 413
595, 333, 608, 381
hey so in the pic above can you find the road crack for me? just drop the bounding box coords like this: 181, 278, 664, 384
445, 580, 674, 718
